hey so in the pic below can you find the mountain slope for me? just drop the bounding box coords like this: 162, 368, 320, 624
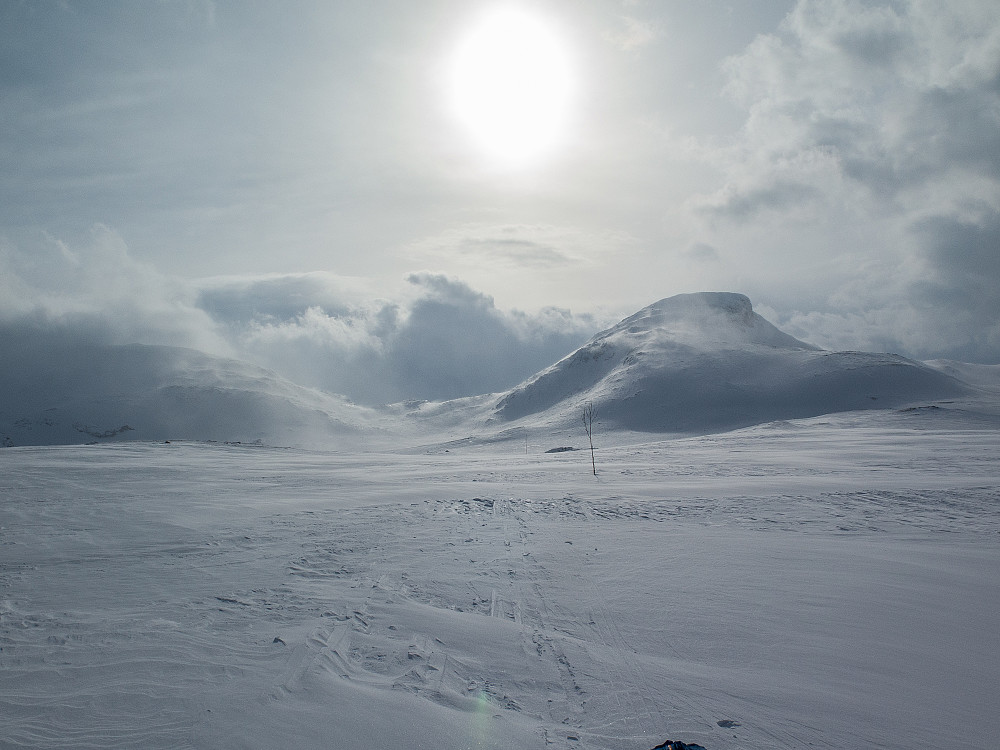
492, 292, 968, 432
0, 330, 376, 447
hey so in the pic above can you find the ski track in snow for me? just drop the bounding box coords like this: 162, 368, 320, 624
1, 422, 999, 749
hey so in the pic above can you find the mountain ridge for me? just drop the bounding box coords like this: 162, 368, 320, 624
0, 292, 980, 446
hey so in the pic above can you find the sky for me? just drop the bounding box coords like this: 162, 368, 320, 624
1, 0, 999, 404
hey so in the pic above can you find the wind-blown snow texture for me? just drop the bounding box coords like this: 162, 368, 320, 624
1, 417, 998, 750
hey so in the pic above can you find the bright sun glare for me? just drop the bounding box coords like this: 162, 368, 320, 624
448, 7, 574, 168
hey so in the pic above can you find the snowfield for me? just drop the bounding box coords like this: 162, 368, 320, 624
2, 411, 999, 750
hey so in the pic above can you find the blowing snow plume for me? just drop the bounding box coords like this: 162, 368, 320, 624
0, 328, 376, 447
493, 292, 968, 433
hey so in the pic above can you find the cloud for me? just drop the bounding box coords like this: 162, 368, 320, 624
907, 212, 1000, 359
685, 242, 720, 263
195, 273, 373, 328
715, 0, 1000, 206
697, 180, 823, 222
694, 0, 1000, 362
216, 272, 599, 404
604, 15, 663, 53
0, 228, 601, 405
0, 224, 225, 352
405, 223, 595, 269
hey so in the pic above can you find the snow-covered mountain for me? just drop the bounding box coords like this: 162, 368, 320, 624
0, 329, 377, 447
491, 292, 968, 432
0, 293, 978, 446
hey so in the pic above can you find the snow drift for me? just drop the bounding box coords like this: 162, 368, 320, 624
493, 292, 968, 432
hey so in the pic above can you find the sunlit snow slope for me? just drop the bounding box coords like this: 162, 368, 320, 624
493, 292, 968, 432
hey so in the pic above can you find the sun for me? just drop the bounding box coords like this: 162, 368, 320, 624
448, 7, 574, 168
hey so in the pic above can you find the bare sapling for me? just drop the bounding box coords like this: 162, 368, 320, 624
582, 402, 597, 476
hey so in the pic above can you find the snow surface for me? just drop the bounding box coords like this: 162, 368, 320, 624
1, 414, 999, 749
2, 292, 999, 748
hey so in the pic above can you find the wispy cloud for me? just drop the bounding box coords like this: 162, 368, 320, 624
604, 15, 662, 53
0, 225, 225, 352
404, 222, 641, 275
405, 223, 595, 268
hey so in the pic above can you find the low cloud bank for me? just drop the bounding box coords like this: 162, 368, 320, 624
0, 228, 598, 405
201, 271, 598, 404
1, 219, 994, 412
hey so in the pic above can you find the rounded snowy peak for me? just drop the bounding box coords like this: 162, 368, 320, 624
492, 291, 966, 432
600, 291, 817, 351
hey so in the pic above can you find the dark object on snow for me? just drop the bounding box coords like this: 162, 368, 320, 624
651, 742, 706, 750
73, 422, 134, 439
716, 719, 740, 728
545, 446, 576, 453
